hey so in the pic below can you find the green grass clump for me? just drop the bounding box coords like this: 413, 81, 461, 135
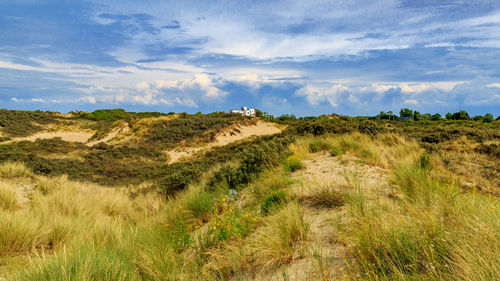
308, 139, 331, 153
186, 191, 214, 223
328, 146, 344, 156
261, 190, 288, 214
283, 155, 304, 172
0, 213, 49, 255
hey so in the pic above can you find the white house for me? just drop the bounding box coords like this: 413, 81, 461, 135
230, 106, 256, 117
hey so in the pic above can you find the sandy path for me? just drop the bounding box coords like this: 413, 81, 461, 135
260, 152, 391, 281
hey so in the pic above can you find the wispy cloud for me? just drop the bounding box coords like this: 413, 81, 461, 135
1, 0, 499, 116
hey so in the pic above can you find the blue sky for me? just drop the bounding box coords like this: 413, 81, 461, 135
1, 0, 500, 116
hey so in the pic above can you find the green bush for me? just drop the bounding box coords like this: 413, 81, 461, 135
261, 190, 288, 214
157, 163, 202, 195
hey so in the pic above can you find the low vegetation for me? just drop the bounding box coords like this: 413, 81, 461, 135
0, 108, 498, 280
143, 112, 248, 148
0, 109, 57, 137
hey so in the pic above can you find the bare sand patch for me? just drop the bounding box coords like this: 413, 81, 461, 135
214, 121, 282, 146
15, 131, 94, 143
167, 121, 283, 164
86, 124, 130, 146
167, 147, 203, 164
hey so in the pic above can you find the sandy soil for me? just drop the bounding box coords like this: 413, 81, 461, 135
86, 125, 130, 146
15, 131, 94, 143
167, 121, 283, 164
215, 121, 282, 146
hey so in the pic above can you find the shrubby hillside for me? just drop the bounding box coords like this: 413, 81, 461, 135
0, 109, 498, 280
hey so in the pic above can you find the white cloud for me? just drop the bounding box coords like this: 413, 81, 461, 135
69, 74, 227, 107
78, 96, 97, 104
370, 82, 464, 93
31, 98, 44, 103
295, 84, 350, 107
403, 99, 418, 105
155, 74, 227, 98
486, 83, 500, 89
10, 97, 22, 102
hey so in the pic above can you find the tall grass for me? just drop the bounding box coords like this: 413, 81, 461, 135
0, 213, 50, 255
17, 246, 138, 281
0, 183, 18, 210
202, 202, 309, 279
246, 202, 309, 270
0, 161, 33, 178
2, 132, 498, 280
294, 133, 422, 168
0, 162, 170, 279
344, 155, 500, 280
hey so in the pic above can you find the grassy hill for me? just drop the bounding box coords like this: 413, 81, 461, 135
0, 109, 498, 280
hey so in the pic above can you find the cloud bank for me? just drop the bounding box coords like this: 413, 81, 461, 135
0, 0, 499, 116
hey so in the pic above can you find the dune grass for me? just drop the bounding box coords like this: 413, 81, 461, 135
0, 183, 18, 210
247, 202, 309, 269
305, 184, 345, 209
0, 161, 33, 179
1, 129, 498, 280
341, 154, 500, 280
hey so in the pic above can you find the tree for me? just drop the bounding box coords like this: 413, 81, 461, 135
255, 109, 263, 117
445, 112, 453, 120
452, 110, 470, 120
473, 115, 483, 121
421, 113, 431, 121
431, 113, 441, 121
277, 114, 296, 121
399, 108, 413, 118
483, 113, 494, 123
414, 111, 422, 121
378, 111, 396, 120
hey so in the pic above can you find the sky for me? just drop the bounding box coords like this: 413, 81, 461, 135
1, 0, 500, 117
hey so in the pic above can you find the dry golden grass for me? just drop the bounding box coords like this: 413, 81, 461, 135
292, 133, 422, 169
0, 162, 168, 279
1, 131, 498, 281
0, 161, 33, 179
439, 136, 500, 190
246, 202, 309, 271
0, 183, 18, 211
